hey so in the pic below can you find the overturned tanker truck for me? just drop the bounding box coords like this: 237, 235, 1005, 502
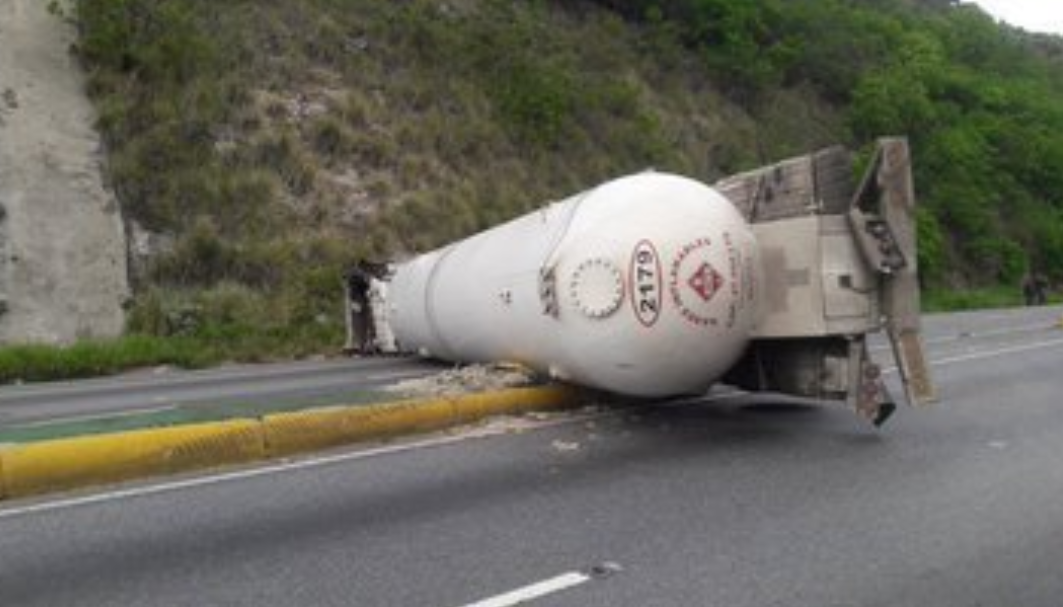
345, 138, 936, 426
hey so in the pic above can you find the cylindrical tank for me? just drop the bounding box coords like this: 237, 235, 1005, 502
388, 172, 759, 397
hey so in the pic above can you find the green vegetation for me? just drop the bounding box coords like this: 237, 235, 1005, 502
0, 326, 337, 385
0, 336, 207, 384
593, 0, 1063, 288
921, 286, 1025, 313
26, 0, 1060, 380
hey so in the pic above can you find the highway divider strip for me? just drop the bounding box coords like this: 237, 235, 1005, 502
0, 420, 265, 499
0, 385, 583, 501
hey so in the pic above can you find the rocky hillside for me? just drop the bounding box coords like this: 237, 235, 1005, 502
65, 0, 1063, 344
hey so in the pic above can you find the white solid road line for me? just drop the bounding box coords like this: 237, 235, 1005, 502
0, 357, 402, 401
926, 336, 1063, 368
0, 410, 608, 520
878, 336, 1063, 376
364, 369, 438, 382
456, 571, 592, 607
869, 321, 1055, 352
8, 405, 178, 429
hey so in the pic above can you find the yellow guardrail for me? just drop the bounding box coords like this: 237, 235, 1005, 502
0, 385, 582, 500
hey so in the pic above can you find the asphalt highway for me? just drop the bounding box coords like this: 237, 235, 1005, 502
0, 356, 444, 427
2, 305, 1063, 606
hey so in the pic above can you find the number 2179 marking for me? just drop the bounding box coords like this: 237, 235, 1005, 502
630, 240, 662, 327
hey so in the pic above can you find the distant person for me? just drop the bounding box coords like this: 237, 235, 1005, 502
1034, 273, 1049, 305
1023, 274, 1036, 305
1022, 272, 1048, 306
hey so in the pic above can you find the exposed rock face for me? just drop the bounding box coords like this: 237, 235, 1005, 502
0, 0, 129, 344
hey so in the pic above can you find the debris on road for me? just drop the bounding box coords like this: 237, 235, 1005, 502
551, 439, 581, 453
385, 363, 538, 398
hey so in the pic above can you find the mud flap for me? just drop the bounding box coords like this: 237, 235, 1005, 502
847, 338, 896, 427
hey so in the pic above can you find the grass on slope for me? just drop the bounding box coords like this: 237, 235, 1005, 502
70, 0, 843, 354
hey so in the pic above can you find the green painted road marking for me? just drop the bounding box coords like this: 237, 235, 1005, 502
0, 390, 395, 444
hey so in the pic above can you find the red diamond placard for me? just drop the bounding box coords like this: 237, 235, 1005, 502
687, 262, 723, 302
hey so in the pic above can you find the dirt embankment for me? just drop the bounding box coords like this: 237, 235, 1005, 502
0, 0, 128, 344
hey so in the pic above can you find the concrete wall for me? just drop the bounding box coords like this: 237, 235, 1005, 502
0, 0, 129, 344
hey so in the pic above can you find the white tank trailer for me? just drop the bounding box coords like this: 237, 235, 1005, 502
346, 139, 935, 425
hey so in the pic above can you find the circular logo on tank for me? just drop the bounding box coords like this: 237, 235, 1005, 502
570, 258, 624, 319
668, 237, 726, 328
